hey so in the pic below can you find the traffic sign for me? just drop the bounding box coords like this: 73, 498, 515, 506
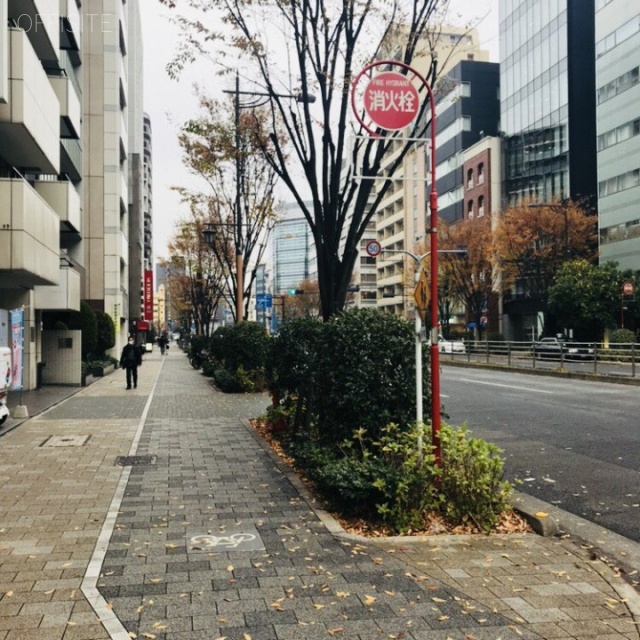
365, 240, 382, 257
255, 293, 273, 310
363, 71, 420, 131
414, 269, 430, 322
622, 281, 634, 296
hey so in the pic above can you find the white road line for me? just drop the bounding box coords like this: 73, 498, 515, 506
81, 358, 164, 640
457, 378, 554, 394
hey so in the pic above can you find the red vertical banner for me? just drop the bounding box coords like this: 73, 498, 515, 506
144, 270, 154, 321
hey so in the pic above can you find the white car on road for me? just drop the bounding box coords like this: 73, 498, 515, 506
438, 335, 466, 354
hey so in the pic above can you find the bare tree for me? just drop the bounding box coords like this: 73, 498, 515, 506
160, 0, 457, 319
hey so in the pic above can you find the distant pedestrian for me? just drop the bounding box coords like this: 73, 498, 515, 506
158, 333, 168, 355
120, 337, 142, 390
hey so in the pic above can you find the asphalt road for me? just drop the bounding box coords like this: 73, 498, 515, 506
441, 365, 640, 543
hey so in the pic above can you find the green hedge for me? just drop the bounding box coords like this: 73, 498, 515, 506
265, 308, 511, 534
267, 309, 428, 446
207, 322, 270, 393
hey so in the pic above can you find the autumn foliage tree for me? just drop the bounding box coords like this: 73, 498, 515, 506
284, 279, 322, 321
493, 200, 597, 313
160, 0, 467, 319
440, 216, 494, 337
165, 210, 228, 336
175, 95, 277, 321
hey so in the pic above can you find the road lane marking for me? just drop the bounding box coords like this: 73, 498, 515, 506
457, 378, 554, 394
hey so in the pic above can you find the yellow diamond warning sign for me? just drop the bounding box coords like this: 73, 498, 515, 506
414, 269, 430, 322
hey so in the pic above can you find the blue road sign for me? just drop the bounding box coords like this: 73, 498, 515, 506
256, 294, 273, 310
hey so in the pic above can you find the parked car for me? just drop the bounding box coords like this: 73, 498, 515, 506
438, 335, 466, 354
532, 336, 594, 360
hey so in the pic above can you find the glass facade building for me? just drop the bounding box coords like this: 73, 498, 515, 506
596, 0, 640, 270
272, 204, 316, 293
499, 0, 597, 206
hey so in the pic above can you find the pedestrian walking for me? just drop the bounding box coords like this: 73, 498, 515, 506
158, 333, 168, 355
119, 336, 142, 389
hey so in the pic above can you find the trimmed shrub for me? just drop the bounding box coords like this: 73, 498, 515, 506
95, 310, 116, 357
208, 322, 270, 393
80, 302, 98, 359
439, 424, 512, 531
267, 317, 323, 397
610, 328, 636, 345
201, 361, 217, 378
189, 335, 209, 358
284, 422, 511, 534
315, 308, 428, 446
266, 309, 429, 443
209, 322, 269, 372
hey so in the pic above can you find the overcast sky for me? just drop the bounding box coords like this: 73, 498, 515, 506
141, 0, 500, 261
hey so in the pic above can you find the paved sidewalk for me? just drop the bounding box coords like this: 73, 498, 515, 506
0, 349, 638, 639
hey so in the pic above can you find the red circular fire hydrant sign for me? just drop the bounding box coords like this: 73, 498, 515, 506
363, 71, 420, 131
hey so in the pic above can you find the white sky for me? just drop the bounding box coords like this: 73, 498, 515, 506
141, 0, 500, 261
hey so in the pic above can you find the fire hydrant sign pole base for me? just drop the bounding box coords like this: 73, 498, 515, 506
351, 61, 440, 467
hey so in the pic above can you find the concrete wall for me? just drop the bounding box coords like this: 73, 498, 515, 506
41, 330, 82, 386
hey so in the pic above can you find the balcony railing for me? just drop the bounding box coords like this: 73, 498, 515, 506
0, 172, 60, 287
0, 29, 60, 174
33, 174, 81, 233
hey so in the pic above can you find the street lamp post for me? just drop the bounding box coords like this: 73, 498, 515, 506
220, 73, 315, 323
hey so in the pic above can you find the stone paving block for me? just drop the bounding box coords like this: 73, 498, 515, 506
6, 629, 65, 640
558, 618, 624, 636
60, 623, 111, 640
0, 615, 42, 631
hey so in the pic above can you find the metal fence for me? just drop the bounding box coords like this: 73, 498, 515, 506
439, 340, 639, 379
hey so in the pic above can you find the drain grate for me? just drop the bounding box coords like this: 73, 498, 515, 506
115, 455, 157, 466
41, 435, 90, 447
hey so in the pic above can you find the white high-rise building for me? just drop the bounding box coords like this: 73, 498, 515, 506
595, 0, 640, 271
83, 0, 144, 353
0, 0, 83, 389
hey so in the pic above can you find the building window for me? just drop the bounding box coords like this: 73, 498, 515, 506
598, 118, 640, 151
467, 168, 473, 190
467, 200, 474, 219
478, 195, 485, 217
478, 163, 484, 184
597, 66, 639, 104
599, 168, 640, 197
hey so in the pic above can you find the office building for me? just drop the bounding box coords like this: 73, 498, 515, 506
143, 114, 153, 270
0, 0, 83, 389
83, 0, 144, 354
595, 0, 640, 270
128, 2, 145, 325
499, 0, 597, 206
272, 202, 316, 293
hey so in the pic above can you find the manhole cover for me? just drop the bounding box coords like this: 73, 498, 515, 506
189, 525, 265, 552
115, 455, 157, 466
41, 435, 90, 447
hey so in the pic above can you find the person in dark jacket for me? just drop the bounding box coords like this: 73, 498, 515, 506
158, 333, 168, 355
119, 337, 142, 389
